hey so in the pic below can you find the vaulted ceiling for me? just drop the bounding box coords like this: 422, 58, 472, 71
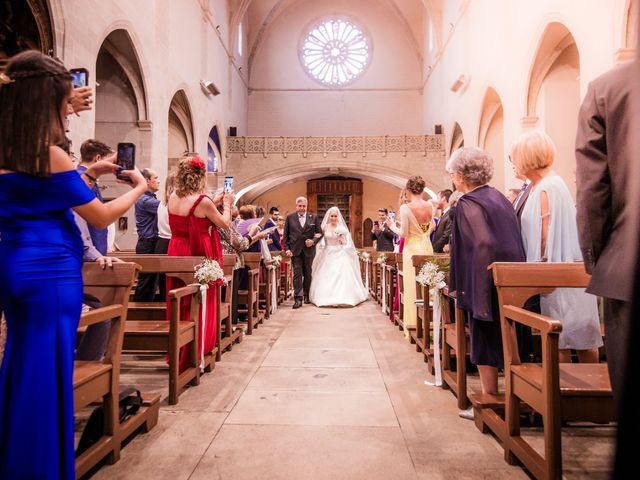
227, 0, 444, 80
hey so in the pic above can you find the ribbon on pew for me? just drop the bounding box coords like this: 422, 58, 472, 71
381, 270, 387, 314
431, 286, 443, 387
365, 261, 370, 291
199, 284, 208, 372
271, 267, 277, 314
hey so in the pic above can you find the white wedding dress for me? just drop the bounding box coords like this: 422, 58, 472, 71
309, 209, 368, 307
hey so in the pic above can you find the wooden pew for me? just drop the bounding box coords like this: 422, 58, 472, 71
218, 254, 243, 359
74, 263, 160, 477
481, 262, 614, 480
440, 287, 470, 410
239, 253, 264, 334
395, 253, 405, 331
280, 257, 293, 301
372, 259, 382, 304
116, 254, 209, 405
382, 255, 397, 316
243, 252, 277, 320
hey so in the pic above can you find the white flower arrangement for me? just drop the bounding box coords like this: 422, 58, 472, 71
376, 253, 387, 265
416, 262, 446, 289
359, 251, 371, 260
271, 255, 282, 267
194, 258, 227, 285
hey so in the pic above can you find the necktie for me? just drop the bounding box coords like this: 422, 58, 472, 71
299, 215, 306, 228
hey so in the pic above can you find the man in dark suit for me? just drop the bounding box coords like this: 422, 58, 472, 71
371, 208, 395, 252
575, 59, 640, 408
283, 196, 323, 309
432, 189, 453, 253
264, 206, 282, 251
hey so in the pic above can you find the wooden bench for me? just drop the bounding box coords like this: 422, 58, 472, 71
244, 252, 277, 320
239, 254, 264, 334
218, 254, 243, 358
395, 253, 405, 331
440, 287, 470, 410
382, 255, 397, 316
280, 257, 293, 301
371, 259, 382, 304
74, 262, 160, 477
116, 254, 210, 405
482, 262, 614, 480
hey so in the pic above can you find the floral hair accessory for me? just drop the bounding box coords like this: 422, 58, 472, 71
190, 156, 206, 171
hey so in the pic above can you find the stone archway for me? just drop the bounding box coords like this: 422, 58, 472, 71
0, 0, 54, 68
449, 122, 464, 155
168, 90, 195, 171
526, 22, 580, 197
478, 88, 505, 190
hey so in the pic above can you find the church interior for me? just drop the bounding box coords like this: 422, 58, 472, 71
1, 0, 638, 478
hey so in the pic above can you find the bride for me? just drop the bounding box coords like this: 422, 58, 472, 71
309, 206, 368, 307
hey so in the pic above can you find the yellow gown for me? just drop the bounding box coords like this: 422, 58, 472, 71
399, 204, 433, 337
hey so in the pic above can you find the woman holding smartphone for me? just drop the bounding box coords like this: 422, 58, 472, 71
167, 156, 234, 372
0, 50, 146, 479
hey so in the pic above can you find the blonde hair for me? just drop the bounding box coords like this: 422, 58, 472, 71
174, 156, 205, 197
510, 130, 556, 174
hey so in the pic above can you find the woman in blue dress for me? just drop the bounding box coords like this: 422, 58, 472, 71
0, 51, 147, 479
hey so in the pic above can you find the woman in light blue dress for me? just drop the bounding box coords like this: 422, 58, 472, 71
511, 130, 602, 363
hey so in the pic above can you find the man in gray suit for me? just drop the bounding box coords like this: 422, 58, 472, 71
575, 59, 640, 407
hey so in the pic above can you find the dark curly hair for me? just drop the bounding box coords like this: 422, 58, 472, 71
405, 175, 426, 195
174, 156, 206, 197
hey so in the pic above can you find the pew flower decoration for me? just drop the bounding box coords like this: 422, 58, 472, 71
194, 258, 227, 285
376, 253, 387, 265
416, 262, 446, 289
359, 251, 371, 261
271, 255, 282, 267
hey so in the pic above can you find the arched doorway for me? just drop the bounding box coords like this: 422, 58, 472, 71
0, 0, 55, 69
527, 22, 580, 197
94, 28, 150, 249
168, 90, 195, 171
478, 88, 505, 190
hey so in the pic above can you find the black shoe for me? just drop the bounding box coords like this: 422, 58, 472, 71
293, 300, 302, 309
304, 297, 311, 304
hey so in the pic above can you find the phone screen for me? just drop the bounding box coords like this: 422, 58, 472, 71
224, 176, 234, 192
388, 211, 396, 222
116, 143, 135, 181
70, 68, 88, 88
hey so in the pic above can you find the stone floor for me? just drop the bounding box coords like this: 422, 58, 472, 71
92, 299, 614, 480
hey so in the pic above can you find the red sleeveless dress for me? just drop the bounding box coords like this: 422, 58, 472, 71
167, 195, 222, 372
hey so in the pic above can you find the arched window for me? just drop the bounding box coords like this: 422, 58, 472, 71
301, 18, 369, 86
238, 21, 243, 57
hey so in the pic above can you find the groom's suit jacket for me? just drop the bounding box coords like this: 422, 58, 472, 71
283, 212, 323, 257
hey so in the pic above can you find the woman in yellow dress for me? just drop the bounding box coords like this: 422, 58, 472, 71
389, 176, 434, 338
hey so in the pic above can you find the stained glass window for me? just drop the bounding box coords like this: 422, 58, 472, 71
301, 19, 369, 86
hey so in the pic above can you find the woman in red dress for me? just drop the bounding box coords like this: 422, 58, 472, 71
167, 156, 234, 372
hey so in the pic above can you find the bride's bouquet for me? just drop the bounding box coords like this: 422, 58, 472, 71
416, 262, 447, 289
334, 225, 348, 245
194, 258, 227, 285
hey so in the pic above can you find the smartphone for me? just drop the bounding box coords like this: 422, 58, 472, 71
388, 211, 396, 222
224, 176, 234, 192
70, 68, 89, 88
116, 143, 135, 182
373, 220, 379, 226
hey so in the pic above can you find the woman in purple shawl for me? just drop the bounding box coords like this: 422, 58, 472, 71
448, 147, 525, 402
